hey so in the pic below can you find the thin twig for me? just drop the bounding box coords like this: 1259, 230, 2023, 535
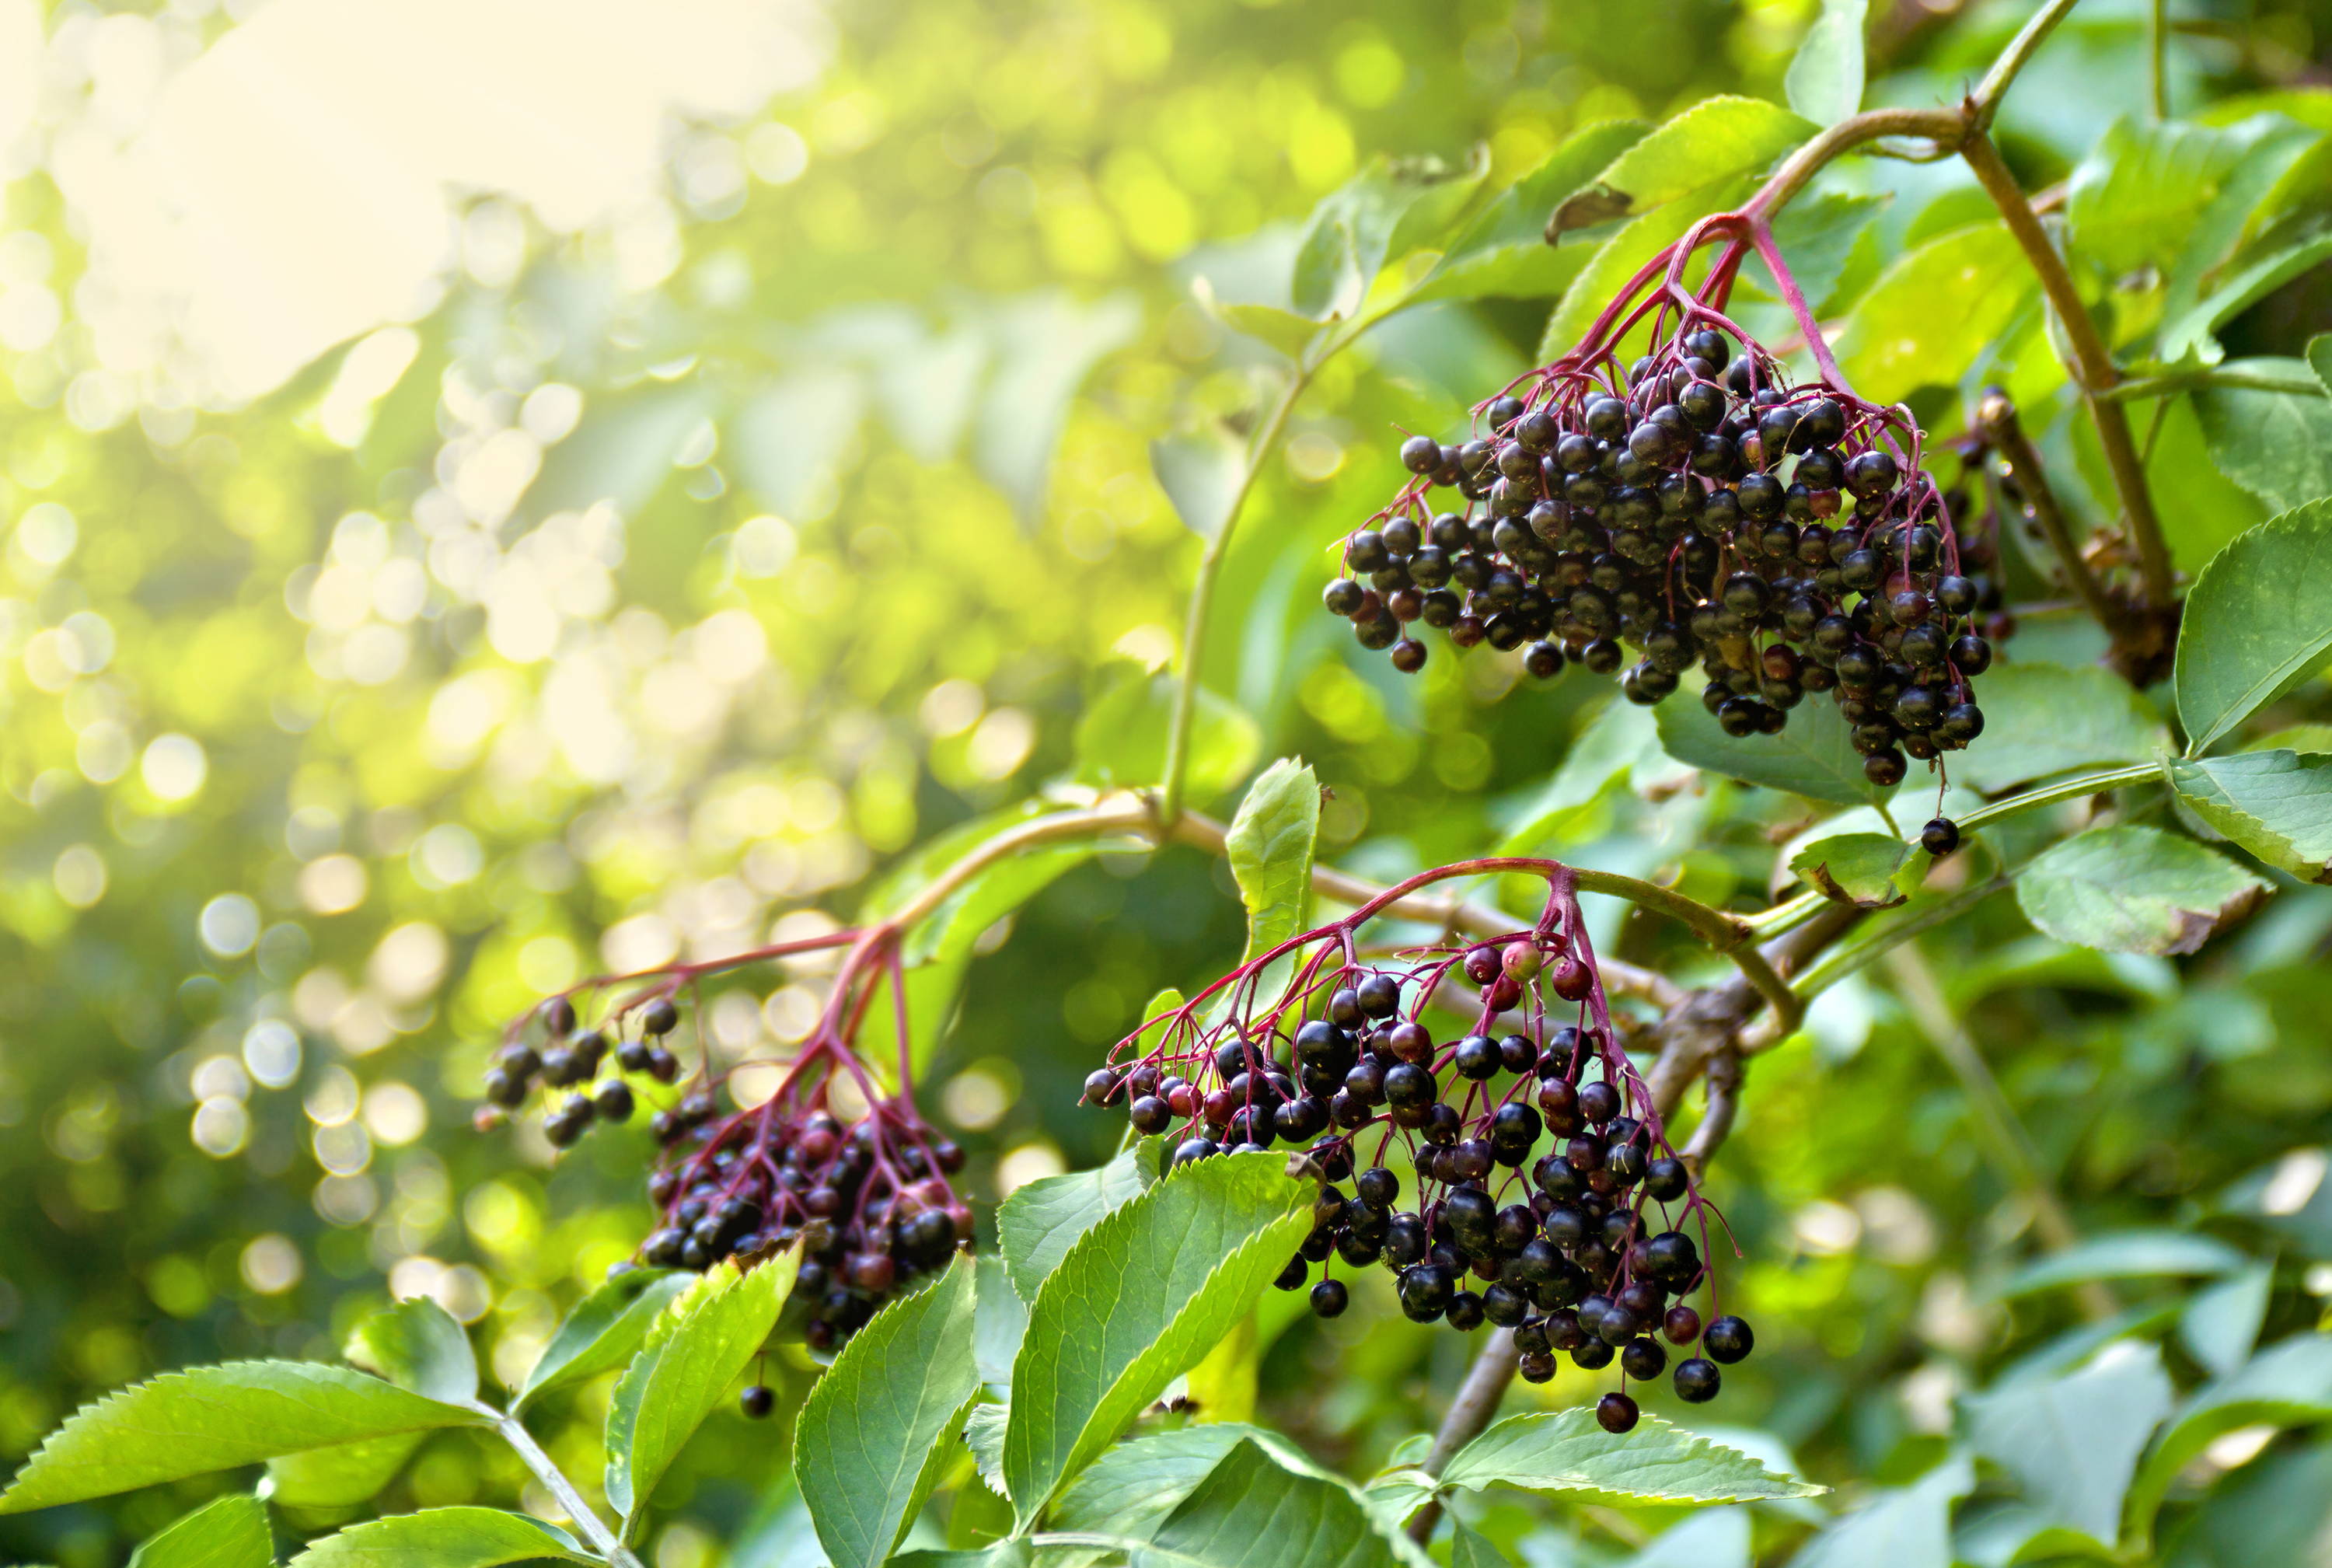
1957, 131, 2173, 608
490, 1409, 646, 1565
1976, 389, 2124, 633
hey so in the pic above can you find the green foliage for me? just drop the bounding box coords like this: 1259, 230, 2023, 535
1000, 1151, 1314, 1524
1224, 760, 1322, 964
995, 1138, 1161, 1301
2015, 826, 2271, 955
604, 1255, 798, 1535
2177, 498, 2332, 752
0, 1364, 484, 1515
1110, 1436, 1426, 1568
1784, 0, 1869, 128
344, 1299, 478, 1406
1996, 1231, 2248, 1297
1953, 662, 2170, 794
1790, 833, 1915, 909
128, 1496, 272, 1568
264, 1435, 427, 1512
1075, 669, 1262, 804
795, 1257, 982, 1568
515, 1269, 691, 1410
285, 1508, 595, 1566
2194, 361, 2332, 512
1962, 1343, 2173, 1549
1788, 1456, 1971, 1568
1432, 1410, 1822, 1505
1656, 686, 1887, 805
1834, 223, 2033, 401
2169, 749, 2332, 881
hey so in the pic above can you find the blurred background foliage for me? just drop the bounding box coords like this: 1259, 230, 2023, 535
2, 0, 2331, 1563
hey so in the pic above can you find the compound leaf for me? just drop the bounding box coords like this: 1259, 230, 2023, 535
2177, 498, 2332, 752
1437, 1409, 1822, 1504
996, 1138, 1161, 1301
2169, 749, 2332, 882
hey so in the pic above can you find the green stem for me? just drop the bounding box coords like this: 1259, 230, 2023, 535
2100, 365, 2326, 403
1974, 0, 2089, 122
1159, 363, 1318, 826
2149, 0, 2170, 118
491, 1410, 644, 1565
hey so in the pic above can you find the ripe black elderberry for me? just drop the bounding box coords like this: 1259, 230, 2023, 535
1321, 304, 2009, 793
1922, 816, 1960, 857
1597, 1392, 1640, 1434
740, 1384, 776, 1419
1087, 868, 1739, 1423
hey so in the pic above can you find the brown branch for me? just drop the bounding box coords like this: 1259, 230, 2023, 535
1402, 1328, 1522, 1544
1976, 389, 2123, 632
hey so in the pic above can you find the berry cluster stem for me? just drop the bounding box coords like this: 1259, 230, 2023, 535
481, 1403, 645, 1565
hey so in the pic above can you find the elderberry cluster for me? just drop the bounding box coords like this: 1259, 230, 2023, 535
1322, 327, 2009, 787
1084, 891, 1747, 1430
636, 1098, 970, 1351
478, 976, 972, 1353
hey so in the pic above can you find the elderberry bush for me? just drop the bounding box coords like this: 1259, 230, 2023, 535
1082, 869, 1751, 1428
1322, 324, 2010, 788
476, 945, 972, 1349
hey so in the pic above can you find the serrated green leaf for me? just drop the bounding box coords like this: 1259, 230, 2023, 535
1739, 191, 1887, 317
964, 1401, 1008, 1497
1151, 428, 1247, 543
2067, 117, 2265, 276
1789, 1455, 1971, 1568
2015, 826, 2269, 955
129, 1494, 271, 1568
1573, 96, 1812, 221
996, 1139, 1161, 1301
1995, 1230, 2247, 1298
1136, 1438, 1420, 1568
2158, 120, 2324, 362
604, 1251, 797, 1536
1499, 697, 1661, 851
1790, 832, 1912, 908
1784, 0, 1867, 127
1437, 1409, 1823, 1503
265, 1434, 424, 1511
1833, 222, 2034, 403
517, 1269, 690, 1409
2310, 332, 2332, 396
2125, 1333, 2332, 1535
1224, 757, 1320, 966
344, 1298, 477, 1407
1190, 278, 1320, 360
2169, 749, 2332, 881
1292, 151, 1491, 321
1963, 1342, 2173, 1549
2177, 498, 2332, 753
2162, 232, 2332, 366
973, 1255, 1028, 1390
1074, 667, 1261, 807
285, 1507, 593, 1566
1412, 120, 1650, 304
1000, 1151, 1315, 1526
1541, 175, 1760, 361
0, 1361, 484, 1515
796, 1256, 982, 1568
1655, 683, 1885, 805
2193, 356, 2332, 512
1956, 662, 2170, 794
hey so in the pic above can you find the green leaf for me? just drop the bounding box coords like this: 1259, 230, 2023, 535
1137, 1437, 1419, 1568
1564, 96, 1812, 225
1625, 1508, 1751, 1568
1655, 683, 1886, 805
129, 1494, 272, 1568
2014, 825, 2269, 956
1151, 428, 1248, 543
1292, 151, 1492, 321
1790, 832, 1913, 908
1955, 662, 2170, 794
2125, 1333, 2332, 1533
1995, 1230, 2248, 1298
2176, 498, 2332, 753
1224, 757, 1321, 965
2157, 120, 2325, 363
0, 1361, 484, 1515
2169, 749, 2332, 882
604, 1252, 797, 1535
1451, 1523, 1515, 1568
1541, 176, 1760, 360
1833, 222, 2035, 403
795, 1256, 982, 1568
1000, 1151, 1316, 1525
1437, 1409, 1824, 1504
1499, 697, 1662, 850
2311, 332, 2332, 396
964, 1401, 1008, 1497
1412, 120, 1650, 303
2180, 1263, 2274, 1380
1789, 1455, 1971, 1568
2193, 356, 2332, 512
1190, 278, 1320, 361
344, 1298, 477, 1406
973, 291, 1143, 524
264, 1434, 424, 1510
2066, 117, 2265, 276
1741, 191, 1887, 316
285, 1507, 594, 1566
1052, 1423, 1324, 1538
995, 1138, 1161, 1301
2161, 232, 2332, 367
517, 1269, 691, 1409
973, 1255, 1028, 1390
1962, 1342, 2173, 1549
1074, 667, 1261, 806
1784, 0, 1868, 127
